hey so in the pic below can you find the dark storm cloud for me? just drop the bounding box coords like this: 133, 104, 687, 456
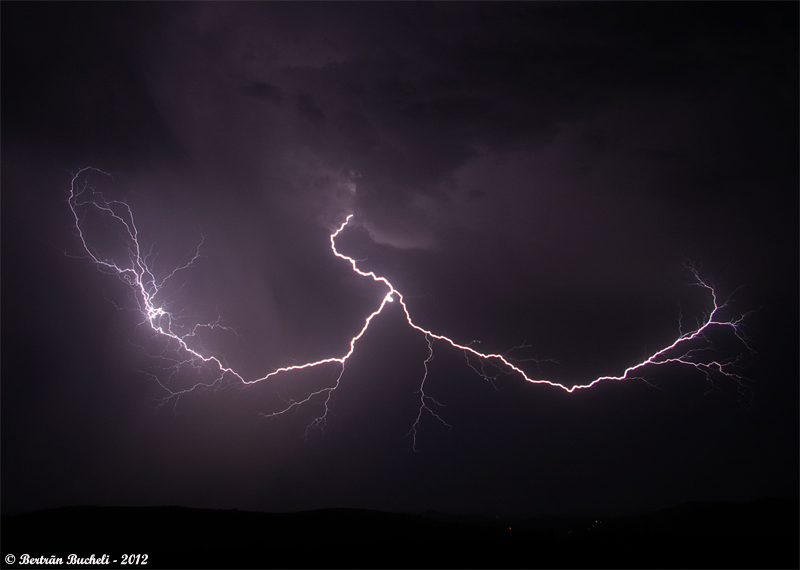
129, 1, 796, 259
296, 93, 326, 125
241, 81, 284, 104
134, 4, 593, 219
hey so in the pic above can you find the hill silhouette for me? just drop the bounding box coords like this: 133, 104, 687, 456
2, 499, 796, 568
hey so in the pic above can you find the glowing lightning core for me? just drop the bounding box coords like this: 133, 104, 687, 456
68, 167, 752, 448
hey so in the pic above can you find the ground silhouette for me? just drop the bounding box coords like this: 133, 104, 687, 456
2, 498, 796, 568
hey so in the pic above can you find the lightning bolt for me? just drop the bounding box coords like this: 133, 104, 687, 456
68, 167, 753, 449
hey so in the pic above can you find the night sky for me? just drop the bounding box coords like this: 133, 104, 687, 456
2, 2, 797, 520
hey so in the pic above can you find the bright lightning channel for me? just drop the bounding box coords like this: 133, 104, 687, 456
68, 167, 753, 449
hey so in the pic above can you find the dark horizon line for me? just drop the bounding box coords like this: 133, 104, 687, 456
4, 495, 796, 522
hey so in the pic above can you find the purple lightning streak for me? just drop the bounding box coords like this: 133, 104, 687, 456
68, 167, 752, 448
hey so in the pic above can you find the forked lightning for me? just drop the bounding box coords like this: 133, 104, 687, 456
68, 167, 752, 448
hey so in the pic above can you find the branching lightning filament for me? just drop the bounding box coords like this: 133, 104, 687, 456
68, 167, 753, 449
